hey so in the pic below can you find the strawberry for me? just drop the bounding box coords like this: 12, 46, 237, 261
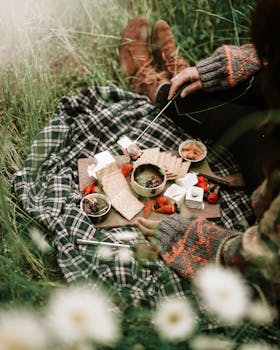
143, 199, 156, 218
207, 192, 219, 204
195, 181, 209, 193
156, 196, 169, 206
83, 183, 98, 195
197, 175, 207, 183
121, 163, 133, 177
154, 204, 175, 214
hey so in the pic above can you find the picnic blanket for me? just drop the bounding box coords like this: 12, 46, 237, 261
12, 86, 254, 308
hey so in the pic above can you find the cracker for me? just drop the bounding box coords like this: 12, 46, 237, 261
110, 188, 144, 221
167, 157, 183, 179
103, 179, 129, 198
134, 147, 160, 167
96, 162, 119, 181
166, 155, 178, 176
161, 152, 172, 171
174, 156, 183, 176
101, 170, 124, 186
157, 152, 165, 170
178, 161, 191, 178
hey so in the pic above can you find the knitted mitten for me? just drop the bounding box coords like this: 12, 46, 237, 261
196, 44, 262, 91
157, 214, 240, 279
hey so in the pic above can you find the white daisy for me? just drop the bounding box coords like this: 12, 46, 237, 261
45, 285, 120, 345
0, 308, 48, 350
152, 296, 196, 342
117, 247, 134, 264
247, 300, 276, 325
194, 264, 250, 324
111, 231, 138, 241
29, 226, 52, 253
190, 334, 234, 350
97, 246, 114, 260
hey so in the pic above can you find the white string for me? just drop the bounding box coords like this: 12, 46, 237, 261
134, 97, 175, 143
174, 76, 255, 117
135, 76, 255, 143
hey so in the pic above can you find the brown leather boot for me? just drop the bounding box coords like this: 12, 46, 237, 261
119, 16, 170, 104
152, 20, 189, 77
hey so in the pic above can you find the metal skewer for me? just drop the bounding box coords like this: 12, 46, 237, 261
135, 83, 189, 143
76, 238, 132, 249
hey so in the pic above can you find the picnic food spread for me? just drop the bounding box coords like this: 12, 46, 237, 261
78, 138, 223, 225
81, 145, 193, 222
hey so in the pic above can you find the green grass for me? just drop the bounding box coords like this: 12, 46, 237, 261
2, 0, 279, 349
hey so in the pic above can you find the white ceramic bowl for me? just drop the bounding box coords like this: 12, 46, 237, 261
178, 139, 207, 163
80, 193, 111, 223
131, 163, 166, 197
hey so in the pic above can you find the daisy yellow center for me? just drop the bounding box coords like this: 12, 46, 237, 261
168, 312, 181, 324
71, 312, 87, 327
217, 288, 230, 300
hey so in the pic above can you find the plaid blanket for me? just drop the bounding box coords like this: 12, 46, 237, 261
12, 86, 254, 308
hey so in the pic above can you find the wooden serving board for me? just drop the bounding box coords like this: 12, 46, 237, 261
77, 155, 243, 228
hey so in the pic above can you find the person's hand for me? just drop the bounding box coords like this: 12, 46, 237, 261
168, 66, 202, 100
134, 217, 161, 236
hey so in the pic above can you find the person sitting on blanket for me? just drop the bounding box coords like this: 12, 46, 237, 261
119, 0, 280, 304
118, 0, 278, 192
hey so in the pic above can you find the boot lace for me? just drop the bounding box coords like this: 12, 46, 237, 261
134, 63, 169, 93
162, 46, 188, 76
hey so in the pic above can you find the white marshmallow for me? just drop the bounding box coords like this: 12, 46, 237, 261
176, 172, 198, 189
87, 150, 116, 179
164, 183, 186, 206
185, 185, 204, 210
117, 136, 134, 154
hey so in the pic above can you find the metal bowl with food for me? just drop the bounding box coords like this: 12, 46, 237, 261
179, 139, 207, 163
131, 163, 166, 197
80, 193, 111, 223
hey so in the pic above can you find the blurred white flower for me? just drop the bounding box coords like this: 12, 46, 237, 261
97, 246, 114, 260
194, 264, 250, 324
190, 335, 234, 350
247, 300, 276, 325
240, 342, 278, 350
152, 296, 196, 342
0, 308, 48, 350
45, 285, 120, 345
112, 231, 138, 241
29, 226, 52, 253
117, 247, 134, 264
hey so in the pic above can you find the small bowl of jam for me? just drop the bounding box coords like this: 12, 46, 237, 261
80, 193, 111, 223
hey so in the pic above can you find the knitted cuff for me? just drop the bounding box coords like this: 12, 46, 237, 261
157, 214, 191, 251
157, 215, 240, 279
197, 44, 261, 91
196, 46, 229, 91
